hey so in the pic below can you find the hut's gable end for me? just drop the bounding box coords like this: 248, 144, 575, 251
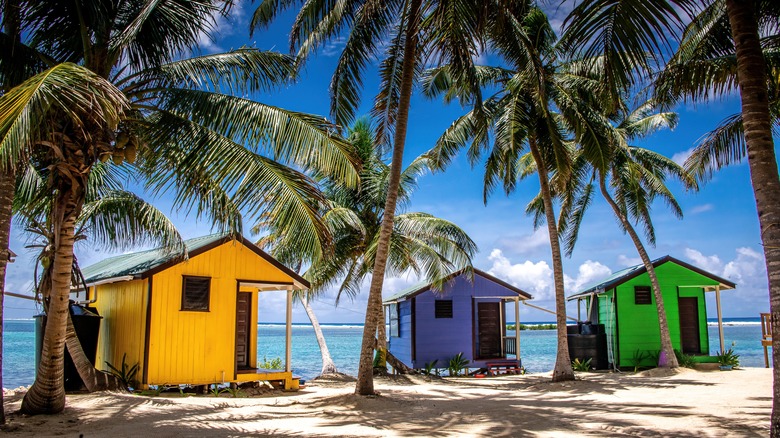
93, 279, 148, 382
615, 262, 713, 366
146, 241, 293, 385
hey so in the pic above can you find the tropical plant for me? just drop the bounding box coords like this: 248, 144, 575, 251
252, 0, 518, 395
260, 119, 476, 381
561, 1, 780, 431
674, 350, 697, 369
425, 5, 617, 382
224, 386, 244, 398
210, 384, 226, 397
572, 358, 592, 372
104, 353, 140, 390
423, 360, 439, 376
716, 348, 740, 367
14, 160, 183, 395
447, 353, 469, 377
259, 356, 284, 370
552, 99, 697, 369
1, 0, 357, 416
630, 350, 648, 373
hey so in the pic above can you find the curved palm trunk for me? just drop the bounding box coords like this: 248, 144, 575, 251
355, 0, 422, 396
301, 295, 338, 375
528, 136, 574, 382
724, 2, 780, 434
21, 188, 82, 415
598, 176, 679, 368
2, 0, 22, 424
0, 169, 14, 424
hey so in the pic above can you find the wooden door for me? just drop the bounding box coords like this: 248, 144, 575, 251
477, 302, 502, 359
235, 292, 252, 369
678, 297, 701, 354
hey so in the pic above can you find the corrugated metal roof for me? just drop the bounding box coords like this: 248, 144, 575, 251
81, 233, 229, 283
383, 268, 533, 303
567, 255, 736, 301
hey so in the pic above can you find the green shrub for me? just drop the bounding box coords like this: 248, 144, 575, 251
572, 358, 592, 372
630, 350, 648, 373
259, 355, 284, 369
674, 350, 697, 369
716, 348, 740, 367
105, 353, 139, 390
447, 353, 469, 377
423, 360, 438, 376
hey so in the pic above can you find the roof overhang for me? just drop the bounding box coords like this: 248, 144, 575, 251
566, 256, 737, 301
239, 280, 307, 291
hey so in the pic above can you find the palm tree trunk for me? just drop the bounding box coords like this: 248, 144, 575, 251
0, 168, 14, 424
598, 175, 679, 368
724, 2, 780, 435
21, 188, 81, 415
355, 0, 422, 396
528, 136, 574, 382
301, 294, 338, 375
1, 0, 22, 424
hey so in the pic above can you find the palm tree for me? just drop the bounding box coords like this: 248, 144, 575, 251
252, 0, 513, 394
0, 0, 357, 415
260, 118, 477, 376
424, 6, 621, 382
554, 101, 698, 369
561, 2, 780, 431
15, 161, 185, 391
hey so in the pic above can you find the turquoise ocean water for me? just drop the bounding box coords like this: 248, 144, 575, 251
1, 318, 768, 388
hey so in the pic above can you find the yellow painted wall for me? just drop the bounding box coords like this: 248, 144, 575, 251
93, 279, 148, 380
146, 240, 294, 386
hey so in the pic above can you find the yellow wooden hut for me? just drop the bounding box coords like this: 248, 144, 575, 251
77, 233, 307, 390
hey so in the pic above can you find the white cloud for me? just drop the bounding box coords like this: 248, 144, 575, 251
565, 260, 612, 292
682, 247, 769, 315
617, 254, 641, 267
321, 36, 347, 57
487, 249, 554, 300
672, 147, 695, 166
722, 247, 764, 286
495, 228, 550, 256
690, 204, 714, 214
683, 248, 723, 273
486, 250, 612, 301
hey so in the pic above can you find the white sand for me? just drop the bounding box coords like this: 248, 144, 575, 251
2, 367, 771, 437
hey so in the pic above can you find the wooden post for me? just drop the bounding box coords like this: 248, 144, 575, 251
716, 286, 725, 353
285, 287, 293, 373
514, 297, 521, 361
577, 298, 581, 322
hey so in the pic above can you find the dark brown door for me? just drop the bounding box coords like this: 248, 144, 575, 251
678, 297, 701, 354
235, 292, 252, 369
477, 302, 502, 359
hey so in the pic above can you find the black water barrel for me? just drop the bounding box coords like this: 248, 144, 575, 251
567, 324, 609, 370
34, 305, 102, 391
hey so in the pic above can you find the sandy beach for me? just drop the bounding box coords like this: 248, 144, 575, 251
2, 367, 771, 437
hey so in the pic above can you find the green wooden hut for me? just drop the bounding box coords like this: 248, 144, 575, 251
567, 256, 735, 368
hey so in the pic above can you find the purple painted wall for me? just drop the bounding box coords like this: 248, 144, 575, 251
388, 272, 525, 370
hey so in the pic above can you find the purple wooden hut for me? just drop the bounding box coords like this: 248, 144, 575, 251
383, 268, 533, 372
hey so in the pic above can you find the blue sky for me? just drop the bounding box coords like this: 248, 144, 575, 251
3, 2, 776, 323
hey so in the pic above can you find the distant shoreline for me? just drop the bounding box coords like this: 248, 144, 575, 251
4, 317, 764, 327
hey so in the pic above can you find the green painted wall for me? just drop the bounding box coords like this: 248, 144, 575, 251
606, 262, 718, 368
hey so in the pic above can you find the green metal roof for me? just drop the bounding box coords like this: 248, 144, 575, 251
81, 233, 230, 284
383, 268, 533, 303
567, 255, 736, 301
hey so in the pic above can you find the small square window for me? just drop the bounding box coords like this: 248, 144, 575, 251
634, 286, 652, 305
435, 300, 453, 318
182, 276, 210, 311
